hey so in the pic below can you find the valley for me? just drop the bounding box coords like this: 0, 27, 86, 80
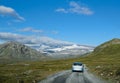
0, 38, 120, 83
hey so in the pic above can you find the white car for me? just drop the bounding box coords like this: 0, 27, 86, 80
72, 62, 84, 72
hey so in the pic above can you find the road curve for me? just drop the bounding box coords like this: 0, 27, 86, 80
38, 69, 108, 83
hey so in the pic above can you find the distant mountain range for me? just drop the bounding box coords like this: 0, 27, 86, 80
0, 37, 95, 60
25, 42, 94, 58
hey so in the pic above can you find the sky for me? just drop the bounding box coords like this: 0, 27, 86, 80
0, 0, 120, 46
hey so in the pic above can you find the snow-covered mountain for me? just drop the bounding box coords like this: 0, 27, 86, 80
25, 42, 94, 58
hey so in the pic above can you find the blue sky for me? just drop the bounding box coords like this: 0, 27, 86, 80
0, 0, 120, 46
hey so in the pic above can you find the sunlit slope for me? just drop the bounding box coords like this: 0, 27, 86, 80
86, 38, 120, 82
93, 38, 120, 56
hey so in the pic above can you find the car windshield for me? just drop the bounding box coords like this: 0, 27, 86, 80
73, 62, 82, 66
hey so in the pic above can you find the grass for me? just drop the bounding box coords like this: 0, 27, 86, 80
0, 57, 89, 83
0, 55, 120, 83
0, 59, 75, 83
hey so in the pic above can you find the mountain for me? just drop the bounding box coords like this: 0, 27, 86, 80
0, 33, 94, 59
0, 41, 46, 60
26, 43, 94, 58
0, 33, 94, 58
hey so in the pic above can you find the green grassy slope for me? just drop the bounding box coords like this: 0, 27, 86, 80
86, 38, 120, 82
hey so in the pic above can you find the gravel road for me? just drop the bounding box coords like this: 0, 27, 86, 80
39, 68, 108, 83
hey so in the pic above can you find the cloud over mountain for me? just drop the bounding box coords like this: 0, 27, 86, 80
0, 32, 94, 58
0, 32, 72, 45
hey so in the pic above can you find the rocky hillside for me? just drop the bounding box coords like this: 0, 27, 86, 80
0, 41, 46, 60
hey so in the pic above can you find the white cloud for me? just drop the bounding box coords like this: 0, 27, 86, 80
0, 32, 39, 44
0, 32, 72, 45
55, 1, 94, 15
0, 5, 25, 21
0, 32, 29, 43
19, 27, 43, 33
55, 8, 68, 13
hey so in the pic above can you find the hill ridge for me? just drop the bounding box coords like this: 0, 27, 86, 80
0, 41, 45, 60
